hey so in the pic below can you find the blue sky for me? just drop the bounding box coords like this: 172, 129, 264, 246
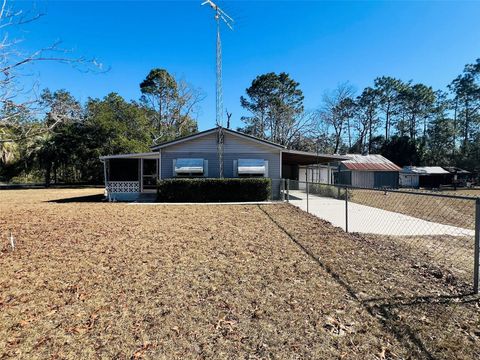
14, 0, 480, 130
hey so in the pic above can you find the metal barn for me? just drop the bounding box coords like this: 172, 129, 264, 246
334, 154, 401, 189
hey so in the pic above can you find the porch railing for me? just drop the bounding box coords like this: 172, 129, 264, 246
107, 181, 140, 193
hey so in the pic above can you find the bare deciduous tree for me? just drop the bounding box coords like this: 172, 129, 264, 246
0, 0, 103, 145
317, 83, 356, 153
354, 87, 379, 154
278, 110, 317, 149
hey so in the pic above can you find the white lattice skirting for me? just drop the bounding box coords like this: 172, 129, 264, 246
107, 181, 140, 193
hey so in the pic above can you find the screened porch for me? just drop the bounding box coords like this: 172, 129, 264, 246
100, 152, 159, 201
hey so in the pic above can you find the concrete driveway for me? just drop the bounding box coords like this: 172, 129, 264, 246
288, 190, 474, 237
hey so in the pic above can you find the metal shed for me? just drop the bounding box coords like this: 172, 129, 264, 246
334, 154, 401, 189
443, 167, 472, 187
400, 166, 453, 189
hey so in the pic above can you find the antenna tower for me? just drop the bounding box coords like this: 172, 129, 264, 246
202, 0, 233, 177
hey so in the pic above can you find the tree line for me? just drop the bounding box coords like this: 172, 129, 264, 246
0, 69, 203, 184
238, 62, 480, 173
0, 0, 478, 184
0, 0, 203, 185
2, 60, 480, 184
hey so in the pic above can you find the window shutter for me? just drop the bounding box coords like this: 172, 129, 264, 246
172, 159, 176, 177
204, 160, 209, 177
233, 160, 238, 177
264, 160, 269, 177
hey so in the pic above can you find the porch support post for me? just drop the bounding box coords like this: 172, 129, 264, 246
103, 159, 108, 188
158, 150, 162, 180
102, 159, 109, 201
279, 150, 282, 179
139, 158, 143, 193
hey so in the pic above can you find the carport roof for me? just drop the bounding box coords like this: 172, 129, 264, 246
281, 149, 348, 165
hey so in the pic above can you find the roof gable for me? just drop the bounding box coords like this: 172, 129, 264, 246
150, 127, 284, 151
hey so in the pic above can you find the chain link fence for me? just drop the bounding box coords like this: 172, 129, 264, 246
280, 179, 480, 294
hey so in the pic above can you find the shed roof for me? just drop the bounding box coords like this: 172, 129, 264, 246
443, 166, 471, 174
341, 154, 401, 172
401, 166, 450, 175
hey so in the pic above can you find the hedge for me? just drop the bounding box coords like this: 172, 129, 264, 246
157, 178, 271, 202
309, 183, 349, 200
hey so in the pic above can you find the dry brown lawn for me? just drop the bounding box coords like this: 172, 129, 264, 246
0, 189, 479, 359
367, 233, 475, 282
439, 188, 480, 197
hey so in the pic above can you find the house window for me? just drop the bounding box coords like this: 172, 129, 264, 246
235, 159, 268, 177
174, 158, 207, 177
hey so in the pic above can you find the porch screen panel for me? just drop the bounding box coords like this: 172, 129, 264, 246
109, 159, 139, 181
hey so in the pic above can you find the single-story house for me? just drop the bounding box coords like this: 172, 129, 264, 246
399, 166, 452, 188
333, 154, 401, 189
100, 127, 346, 201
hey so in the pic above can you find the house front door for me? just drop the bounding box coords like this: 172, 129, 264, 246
142, 159, 158, 192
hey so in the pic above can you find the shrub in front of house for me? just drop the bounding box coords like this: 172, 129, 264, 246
157, 178, 271, 202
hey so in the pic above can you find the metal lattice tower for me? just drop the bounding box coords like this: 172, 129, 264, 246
215, 11, 223, 128
216, 14, 224, 177
202, 0, 233, 177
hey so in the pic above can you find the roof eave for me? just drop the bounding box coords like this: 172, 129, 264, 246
99, 151, 159, 160
150, 127, 285, 151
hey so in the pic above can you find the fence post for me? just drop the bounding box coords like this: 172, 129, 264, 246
286, 179, 290, 203
306, 180, 309, 213
345, 186, 349, 233
474, 198, 480, 294
281, 179, 285, 201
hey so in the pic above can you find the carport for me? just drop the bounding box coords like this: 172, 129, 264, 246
281, 149, 347, 183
